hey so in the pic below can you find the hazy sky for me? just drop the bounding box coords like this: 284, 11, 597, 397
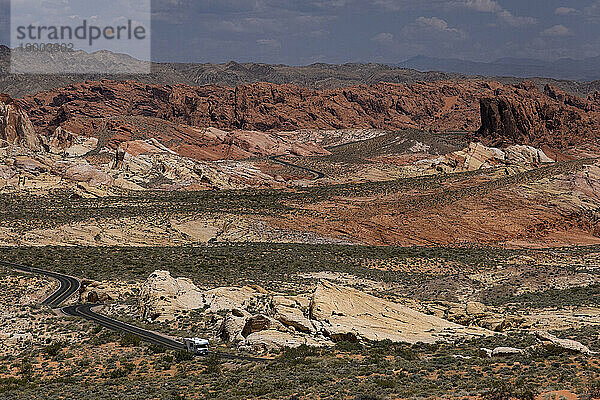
2, 0, 600, 64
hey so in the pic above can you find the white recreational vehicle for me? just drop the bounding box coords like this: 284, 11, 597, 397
183, 338, 209, 355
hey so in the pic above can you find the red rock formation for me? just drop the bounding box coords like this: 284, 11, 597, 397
477, 82, 600, 148
15, 79, 600, 153
0, 93, 41, 150
18, 80, 492, 136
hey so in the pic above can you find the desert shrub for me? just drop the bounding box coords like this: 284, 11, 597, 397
152, 354, 175, 371
354, 395, 383, 400
75, 358, 91, 368
374, 378, 396, 389
18, 358, 34, 381
369, 340, 418, 360
147, 344, 167, 354
43, 342, 63, 358
584, 380, 600, 400
174, 350, 194, 363
106, 361, 135, 380
482, 379, 537, 400
490, 284, 600, 308
280, 345, 320, 365
203, 353, 221, 375
88, 328, 120, 346
90, 326, 102, 335
335, 341, 363, 352
0, 377, 32, 393
108, 367, 130, 379
170, 392, 186, 400
119, 333, 142, 347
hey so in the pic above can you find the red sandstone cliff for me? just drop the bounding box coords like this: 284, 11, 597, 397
15, 79, 600, 153
477, 82, 600, 148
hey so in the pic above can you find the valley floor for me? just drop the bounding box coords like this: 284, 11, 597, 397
1, 244, 600, 399
0, 128, 599, 399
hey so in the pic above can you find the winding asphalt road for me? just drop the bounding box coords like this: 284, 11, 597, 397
0, 261, 81, 308
4, 260, 267, 361
2, 260, 191, 351
269, 155, 326, 180
62, 304, 187, 350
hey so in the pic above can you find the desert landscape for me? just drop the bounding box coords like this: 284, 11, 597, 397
2, 2, 600, 399
1, 66, 600, 399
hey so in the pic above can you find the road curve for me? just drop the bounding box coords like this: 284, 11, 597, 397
3, 260, 186, 350
0, 260, 80, 308
4, 261, 267, 362
269, 155, 326, 180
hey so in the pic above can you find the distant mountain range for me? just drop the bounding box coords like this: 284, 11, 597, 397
398, 55, 600, 82
1, 45, 600, 98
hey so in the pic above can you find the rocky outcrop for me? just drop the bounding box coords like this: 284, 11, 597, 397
18, 80, 489, 138
480, 347, 524, 358
477, 82, 600, 148
427, 300, 524, 332
139, 271, 491, 352
47, 127, 75, 152
478, 97, 531, 145
535, 331, 596, 355
141, 273, 487, 349
13, 156, 48, 175
273, 295, 315, 333
243, 330, 326, 351
309, 281, 488, 344
0, 94, 41, 150
54, 117, 329, 162
504, 145, 554, 164
139, 271, 274, 322
79, 279, 135, 303
495, 347, 524, 356
53, 162, 114, 187
0, 165, 16, 180
203, 285, 270, 314
138, 270, 206, 321
420, 142, 553, 174
480, 331, 595, 358
19, 79, 600, 153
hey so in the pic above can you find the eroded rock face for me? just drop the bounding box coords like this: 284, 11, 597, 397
139, 271, 491, 351
273, 295, 315, 333
478, 97, 528, 144
48, 127, 75, 152
139, 271, 272, 321
138, 270, 205, 321
0, 94, 41, 150
477, 83, 600, 148
309, 280, 488, 344
18, 80, 489, 137
79, 279, 135, 303
53, 162, 114, 187
10, 79, 600, 158
420, 142, 553, 174
243, 330, 326, 352
535, 331, 595, 355
480, 332, 596, 358
138, 272, 491, 352
13, 156, 48, 175
504, 145, 554, 164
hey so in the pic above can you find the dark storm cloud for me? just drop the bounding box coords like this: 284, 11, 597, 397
2, 0, 599, 64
